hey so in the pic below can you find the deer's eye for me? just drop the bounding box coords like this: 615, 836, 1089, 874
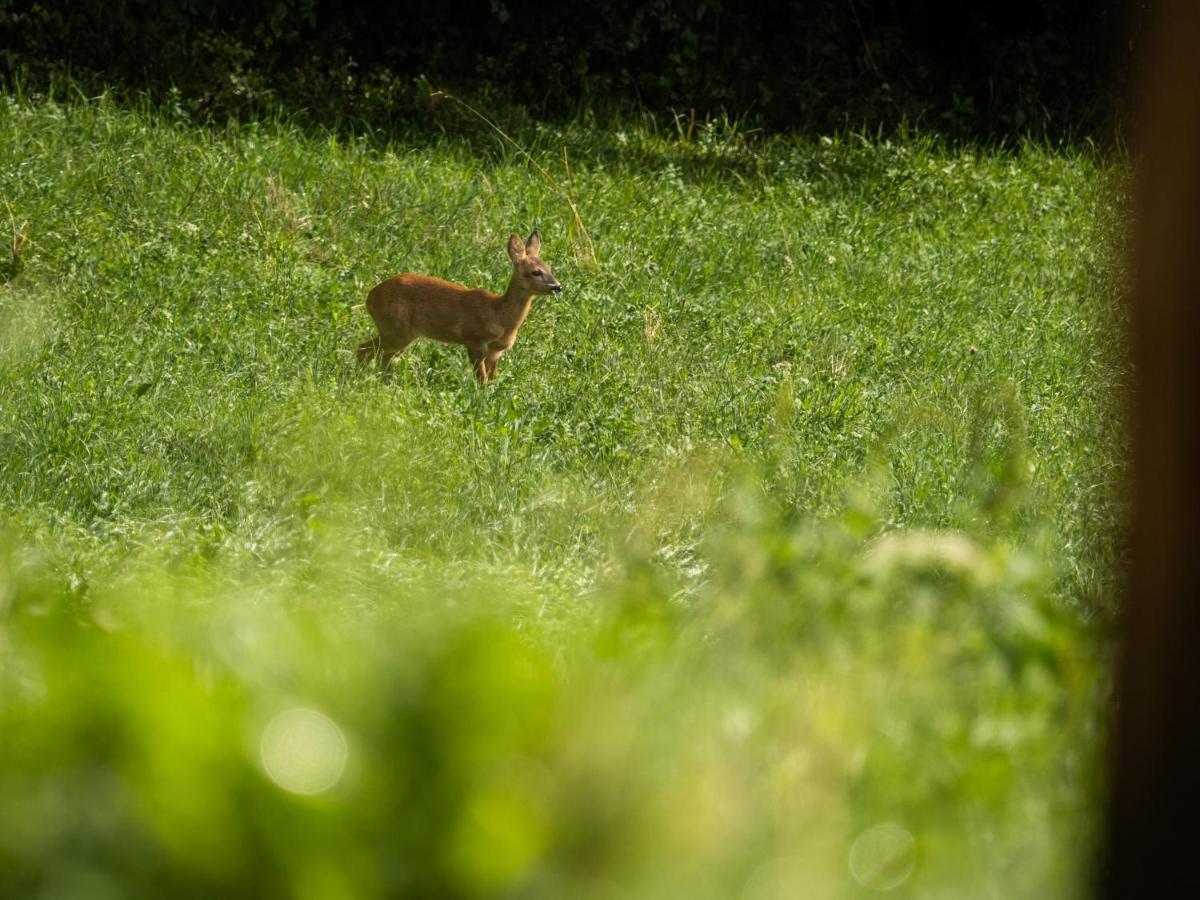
531, 270, 543, 278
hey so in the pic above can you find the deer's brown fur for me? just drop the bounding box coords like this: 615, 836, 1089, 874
358, 231, 560, 383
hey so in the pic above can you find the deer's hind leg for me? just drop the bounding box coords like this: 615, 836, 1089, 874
378, 337, 414, 369
357, 335, 382, 366
359, 324, 413, 371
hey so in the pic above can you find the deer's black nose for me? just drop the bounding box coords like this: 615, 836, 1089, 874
550, 283, 562, 293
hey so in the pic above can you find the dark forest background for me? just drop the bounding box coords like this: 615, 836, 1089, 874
1, 0, 1136, 141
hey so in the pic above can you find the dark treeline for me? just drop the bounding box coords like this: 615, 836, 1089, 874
1, 0, 1132, 141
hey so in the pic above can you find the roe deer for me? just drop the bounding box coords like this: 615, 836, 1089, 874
358, 230, 561, 383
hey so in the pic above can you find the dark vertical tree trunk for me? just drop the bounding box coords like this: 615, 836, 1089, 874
1105, 0, 1200, 895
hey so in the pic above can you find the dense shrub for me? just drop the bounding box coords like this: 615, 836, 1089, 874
0, 0, 1129, 140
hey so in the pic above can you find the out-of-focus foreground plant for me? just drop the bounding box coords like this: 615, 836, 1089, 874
0, 480, 1102, 900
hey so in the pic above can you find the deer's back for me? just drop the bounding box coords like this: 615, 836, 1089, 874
367, 273, 500, 343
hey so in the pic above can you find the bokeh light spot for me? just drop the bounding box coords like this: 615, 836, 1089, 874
848, 822, 916, 891
260, 707, 348, 795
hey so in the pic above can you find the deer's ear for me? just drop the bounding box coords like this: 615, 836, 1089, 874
507, 233, 526, 264
525, 229, 541, 257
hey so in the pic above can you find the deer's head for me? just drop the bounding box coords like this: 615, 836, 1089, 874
507, 230, 561, 295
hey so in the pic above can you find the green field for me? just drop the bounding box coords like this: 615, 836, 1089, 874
1, 93, 1124, 898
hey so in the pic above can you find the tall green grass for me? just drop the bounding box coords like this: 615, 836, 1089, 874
1, 92, 1124, 897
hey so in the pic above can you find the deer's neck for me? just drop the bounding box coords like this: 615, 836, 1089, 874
498, 277, 535, 332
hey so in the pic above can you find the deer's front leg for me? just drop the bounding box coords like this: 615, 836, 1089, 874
466, 345, 489, 383
485, 349, 503, 381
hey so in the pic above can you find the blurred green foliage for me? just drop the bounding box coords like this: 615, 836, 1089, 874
1, 488, 1103, 898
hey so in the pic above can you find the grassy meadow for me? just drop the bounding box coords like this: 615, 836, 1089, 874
0, 92, 1125, 898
